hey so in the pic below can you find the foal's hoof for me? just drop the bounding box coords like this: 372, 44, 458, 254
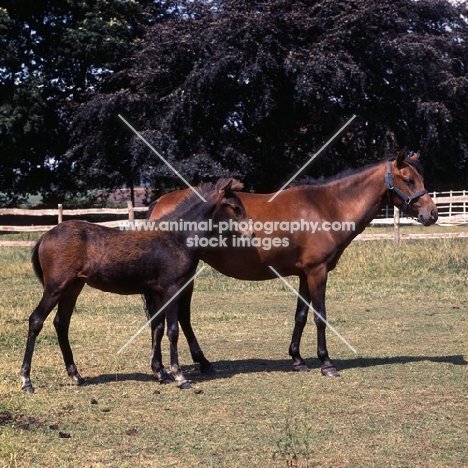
75, 376, 86, 386
200, 363, 217, 376
321, 365, 340, 377
21, 384, 35, 394
159, 376, 175, 385
178, 380, 192, 390
292, 364, 310, 372
156, 369, 175, 384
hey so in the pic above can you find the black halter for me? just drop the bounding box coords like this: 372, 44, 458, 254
384, 160, 428, 214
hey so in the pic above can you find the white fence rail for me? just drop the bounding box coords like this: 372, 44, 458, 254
370, 190, 468, 226
0, 201, 147, 233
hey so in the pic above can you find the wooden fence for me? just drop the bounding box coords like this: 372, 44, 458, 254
0, 201, 147, 232
370, 190, 468, 226
0, 191, 467, 245
359, 190, 468, 242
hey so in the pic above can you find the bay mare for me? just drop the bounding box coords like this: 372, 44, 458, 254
20, 179, 251, 392
147, 150, 438, 378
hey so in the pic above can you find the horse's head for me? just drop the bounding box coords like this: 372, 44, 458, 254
386, 149, 438, 225
209, 178, 254, 238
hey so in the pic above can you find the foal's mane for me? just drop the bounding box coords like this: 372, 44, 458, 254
293, 155, 423, 188
158, 178, 243, 222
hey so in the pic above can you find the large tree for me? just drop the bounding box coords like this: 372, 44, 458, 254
68, 0, 468, 195
2, 0, 468, 205
0, 0, 158, 205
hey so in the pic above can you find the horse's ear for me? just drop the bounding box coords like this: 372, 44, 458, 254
218, 179, 234, 196
410, 151, 420, 161
396, 148, 407, 167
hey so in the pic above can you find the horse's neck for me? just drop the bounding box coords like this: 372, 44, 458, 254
324, 163, 388, 233
183, 202, 211, 221
169, 198, 215, 236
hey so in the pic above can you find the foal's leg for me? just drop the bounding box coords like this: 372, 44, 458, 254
165, 301, 191, 389
307, 268, 340, 377
145, 294, 173, 383
289, 274, 311, 372
53, 280, 86, 386
178, 282, 216, 375
20, 290, 61, 393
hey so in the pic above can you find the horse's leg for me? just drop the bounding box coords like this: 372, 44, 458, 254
165, 300, 191, 390
20, 290, 61, 393
289, 274, 311, 372
145, 294, 173, 383
53, 280, 85, 386
178, 281, 216, 375
307, 268, 340, 377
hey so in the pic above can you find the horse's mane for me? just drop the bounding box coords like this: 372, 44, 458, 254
158, 178, 243, 222
293, 160, 382, 187
293, 155, 423, 188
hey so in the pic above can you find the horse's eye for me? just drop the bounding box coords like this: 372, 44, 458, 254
232, 205, 242, 215
405, 178, 415, 186
224, 202, 241, 214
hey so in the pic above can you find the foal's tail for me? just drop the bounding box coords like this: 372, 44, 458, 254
31, 236, 44, 286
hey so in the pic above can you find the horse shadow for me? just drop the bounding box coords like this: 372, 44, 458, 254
83, 354, 467, 386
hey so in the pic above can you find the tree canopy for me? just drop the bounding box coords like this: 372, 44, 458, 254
1, 0, 468, 205
0, 0, 157, 204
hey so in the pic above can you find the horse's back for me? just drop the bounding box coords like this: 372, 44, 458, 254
36, 221, 110, 283
148, 190, 192, 219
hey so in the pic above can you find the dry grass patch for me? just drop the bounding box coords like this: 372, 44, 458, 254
0, 237, 467, 467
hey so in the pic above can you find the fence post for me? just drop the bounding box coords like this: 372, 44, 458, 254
394, 207, 400, 243
449, 190, 453, 218
464, 190, 466, 217
58, 204, 63, 224
127, 200, 134, 222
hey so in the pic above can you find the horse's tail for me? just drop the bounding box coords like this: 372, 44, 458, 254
146, 200, 157, 220
31, 236, 44, 286
142, 293, 154, 320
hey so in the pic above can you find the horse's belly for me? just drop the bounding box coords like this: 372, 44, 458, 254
201, 245, 299, 281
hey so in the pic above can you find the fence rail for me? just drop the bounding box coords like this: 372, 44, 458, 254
370, 190, 468, 226
0, 191, 467, 244
0, 201, 147, 233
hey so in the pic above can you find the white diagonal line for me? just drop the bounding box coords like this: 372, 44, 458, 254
118, 114, 207, 202
268, 266, 357, 353
117, 266, 207, 354
268, 114, 357, 202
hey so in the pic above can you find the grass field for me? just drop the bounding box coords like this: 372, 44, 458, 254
0, 232, 467, 467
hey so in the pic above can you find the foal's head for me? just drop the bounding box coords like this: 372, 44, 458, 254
206, 178, 254, 238
387, 149, 438, 225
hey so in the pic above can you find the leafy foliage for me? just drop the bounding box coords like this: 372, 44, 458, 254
1, 0, 468, 205
0, 0, 157, 205
69, 0, 468, 194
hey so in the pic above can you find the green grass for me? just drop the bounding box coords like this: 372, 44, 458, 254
0, 236, 467, 467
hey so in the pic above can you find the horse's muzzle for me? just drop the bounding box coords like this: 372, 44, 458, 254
419, 209, 438, 226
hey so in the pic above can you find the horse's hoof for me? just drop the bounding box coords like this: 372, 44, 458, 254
178, 381, 192, 390
321, 366, 340, 377
292, 364, 309, 372
76, 376, 86, 386
156, 369, 175, 384
22, 385, 35, 394
159, 377, 174, 385
200, 364, 217, 375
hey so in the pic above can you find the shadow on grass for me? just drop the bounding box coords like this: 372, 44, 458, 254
203, 354, 467, 379
83, 354, 466, 385
84, 372, 155, 386
334, 354, 467, 370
